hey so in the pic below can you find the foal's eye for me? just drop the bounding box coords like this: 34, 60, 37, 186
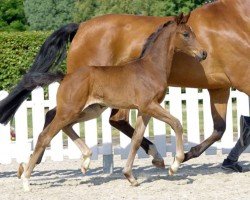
183, 32, 190, 38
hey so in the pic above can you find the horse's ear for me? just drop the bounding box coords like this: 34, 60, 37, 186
175, 13, 184, 25
180, 12, 191, 24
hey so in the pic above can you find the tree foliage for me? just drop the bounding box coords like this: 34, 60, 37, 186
24, 0, 75, 30
0, 0, 27, 31
1, 0, 208, 31
73, 0, 208, 22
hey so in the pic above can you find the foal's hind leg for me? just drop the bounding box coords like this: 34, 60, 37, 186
20, 117, 71, 191
62, 125, 92, 174
36, 108, 56, 164
18, 104, 106, 181
141, 102, 184, 175
109, 109, 164, 168
17, 108, 56, 179
123, 112, 150, 186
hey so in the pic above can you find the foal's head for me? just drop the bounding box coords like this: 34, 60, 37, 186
173, 13, 207, 61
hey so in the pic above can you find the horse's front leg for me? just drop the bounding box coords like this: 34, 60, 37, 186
123, 113, 150, 186
109, 109, 164, 168
183, 88, 229, 162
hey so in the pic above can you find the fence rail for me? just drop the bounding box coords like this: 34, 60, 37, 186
0, 83, 250, 172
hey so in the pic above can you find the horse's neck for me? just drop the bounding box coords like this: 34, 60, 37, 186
143, 28, 176, 76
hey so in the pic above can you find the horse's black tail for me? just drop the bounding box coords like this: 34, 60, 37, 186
0, 23, 79, 125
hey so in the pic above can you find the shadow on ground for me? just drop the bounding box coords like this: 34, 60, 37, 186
1, 161, 249, 188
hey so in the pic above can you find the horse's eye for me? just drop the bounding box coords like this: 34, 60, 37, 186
183, 32, 190, 38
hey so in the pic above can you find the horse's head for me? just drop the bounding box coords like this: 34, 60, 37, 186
173, 13, 207, 61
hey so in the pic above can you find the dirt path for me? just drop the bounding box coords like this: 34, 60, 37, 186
0, 154, 250, 200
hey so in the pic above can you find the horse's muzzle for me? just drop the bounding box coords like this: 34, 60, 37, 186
195, 50, 207, 61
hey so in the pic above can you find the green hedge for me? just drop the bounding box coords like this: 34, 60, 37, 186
0, 31, 50, 91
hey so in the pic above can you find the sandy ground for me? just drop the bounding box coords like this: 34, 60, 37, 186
0, 154, 250, 200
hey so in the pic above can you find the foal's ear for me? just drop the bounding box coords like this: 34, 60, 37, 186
175, 13, 184, 25
181, 12, 191, 24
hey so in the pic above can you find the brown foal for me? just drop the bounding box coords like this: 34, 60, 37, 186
19, 13, 206, 189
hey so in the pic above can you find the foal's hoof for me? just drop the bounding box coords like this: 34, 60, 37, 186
168, 167, 175, 176
81, 167, 87, 175
17, 163, 25, 179
81, 156, 91, 175
131, 180, 140, 187
22, 176, 30, 192
152, 158, 165, 169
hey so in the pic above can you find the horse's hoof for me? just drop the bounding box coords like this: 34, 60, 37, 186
81, 167, 87, 175
131, 180, 139, 187
17, 163, 24, 179
168, 167, 175, 176
21, 175, 30, 192
152, 158, 165, 169
82, 156, 90, 168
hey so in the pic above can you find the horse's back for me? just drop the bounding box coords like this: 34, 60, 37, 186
67, 14, 171, 73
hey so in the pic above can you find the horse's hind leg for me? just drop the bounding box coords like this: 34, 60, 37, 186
109, 109, 164, 168
184, 88, 229, 162
141, 102, 184, 175
123, 112, 150, 186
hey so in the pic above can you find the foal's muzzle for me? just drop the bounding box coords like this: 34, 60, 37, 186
195, 50, 207, 61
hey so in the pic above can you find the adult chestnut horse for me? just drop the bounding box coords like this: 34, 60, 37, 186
0, 0, 249, 166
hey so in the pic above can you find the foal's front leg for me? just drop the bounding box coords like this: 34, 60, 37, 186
123, 113, 150, 186
109, 109, 164, 168
142, 102, 184, 175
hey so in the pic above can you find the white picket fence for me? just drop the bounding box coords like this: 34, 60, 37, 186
0, 83, 250, 172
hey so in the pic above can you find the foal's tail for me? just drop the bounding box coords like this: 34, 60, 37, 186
0, 23, 79, 125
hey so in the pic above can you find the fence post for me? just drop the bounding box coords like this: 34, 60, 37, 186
85, 119, 98, 160
0, 91, 11, 164
49, 83, 64, 161
203, 89, 215, 154
186, 88, 200, 149
102, 108, 113, 173
31, 88, 45, 151
169, 87, 182, 155
67, 123, 81, 159
15, 101, 30, 163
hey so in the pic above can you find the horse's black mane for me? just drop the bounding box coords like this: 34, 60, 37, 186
139, 20, 174, 59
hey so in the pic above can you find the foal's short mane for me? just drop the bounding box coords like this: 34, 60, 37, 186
139, 20, 174, 59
